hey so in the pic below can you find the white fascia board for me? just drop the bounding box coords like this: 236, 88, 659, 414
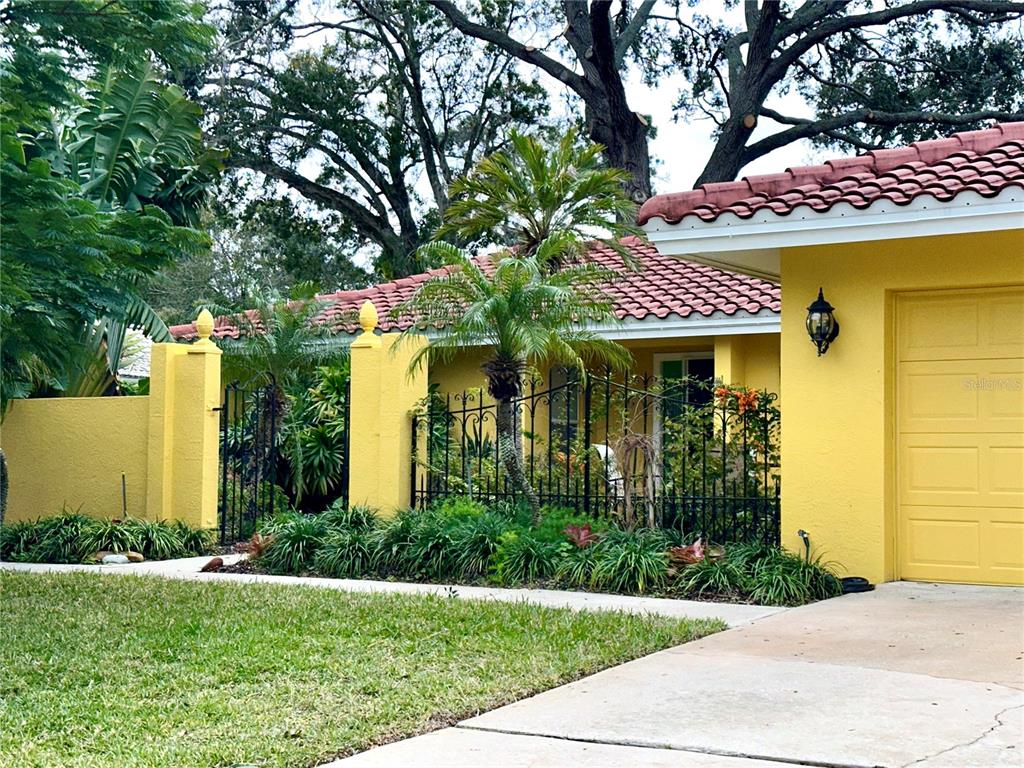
589, 310, 779, 341
332, 310, 780, 346
643, 186, 1024, 254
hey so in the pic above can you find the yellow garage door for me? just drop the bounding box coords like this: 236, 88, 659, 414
897, 287, 1024, 585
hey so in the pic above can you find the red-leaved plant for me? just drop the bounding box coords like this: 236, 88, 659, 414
668, 539, 705, 565
564, 524, 599, 549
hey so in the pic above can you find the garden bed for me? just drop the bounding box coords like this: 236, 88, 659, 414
0, 514, 213, 564
238, 498, 843, 607
0, 570, 721, 768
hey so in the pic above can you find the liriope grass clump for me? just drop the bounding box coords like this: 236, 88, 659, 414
0, 510, 213, 563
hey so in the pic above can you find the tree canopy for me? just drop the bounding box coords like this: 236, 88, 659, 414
202, 0, 1024, 279
203, 0, 551, 280
0, 0, 217, 407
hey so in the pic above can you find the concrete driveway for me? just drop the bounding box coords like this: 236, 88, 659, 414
331, 582, 1024, 767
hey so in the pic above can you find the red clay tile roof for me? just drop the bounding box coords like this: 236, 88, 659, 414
638, 122, 1024, 226
169, 237, 780, 340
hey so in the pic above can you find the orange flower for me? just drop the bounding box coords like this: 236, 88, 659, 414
737, 390, 759, 414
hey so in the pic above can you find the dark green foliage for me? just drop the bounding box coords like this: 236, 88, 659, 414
533, 506, 609, 544
172, 521, 215, 557
590, 530, 669, 595
677, 557, 751, 599
205, 1, 551, 279
401, 511, 461, 580
314, 528, 380, 579
320, 502, 379, 532
0, 513, 212, 563
241, 500, 839, 608
130, 519, 188, 560
555, 545, 597, 589
746, 550, 843, 607
277, 365, 353, 509
675, 545, 842, 606
450, 512, 512, 580
491, 531, 565, 586
0, 512, 95, 563
258, 513, 328, 574
1, 1, 216, 406
80, 518, 144, 555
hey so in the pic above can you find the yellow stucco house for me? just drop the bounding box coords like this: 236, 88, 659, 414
640, 122, 1024, 587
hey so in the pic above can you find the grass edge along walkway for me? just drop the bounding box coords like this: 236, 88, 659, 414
0, 570, 724, 768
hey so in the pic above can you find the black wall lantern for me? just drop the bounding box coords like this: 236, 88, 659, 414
806, 288, 840, 356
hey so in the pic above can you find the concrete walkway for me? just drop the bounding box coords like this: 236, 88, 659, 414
0, 557, 782, 627
327, 582, 1024, 768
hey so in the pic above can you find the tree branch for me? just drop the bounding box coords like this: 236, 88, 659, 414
744, 107, 1024, 165
613, 0, 656, 68
427, 0, 596, 100
769, 0, 1024, 87
235, 155, 404, 256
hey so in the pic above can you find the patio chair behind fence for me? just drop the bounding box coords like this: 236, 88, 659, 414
411, 371, 781, 545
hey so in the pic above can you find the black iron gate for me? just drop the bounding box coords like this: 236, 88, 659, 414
411, 372, 781, 545
217, 381, 281, 543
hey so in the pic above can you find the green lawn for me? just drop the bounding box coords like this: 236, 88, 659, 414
0, 572, 723, 768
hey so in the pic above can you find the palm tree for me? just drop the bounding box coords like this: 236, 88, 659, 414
398, 130, 639, 521
218, 285, 348, 431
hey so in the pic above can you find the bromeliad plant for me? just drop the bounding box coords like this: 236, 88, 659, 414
397, 130, 641, 523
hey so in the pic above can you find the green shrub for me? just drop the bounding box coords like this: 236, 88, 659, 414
433, 496, 488, 521
314, 528, 380, 578
371, 509, 419, 574
450, 511, 513, 580
402, 511, 460, 579
258, 513, 328, 574
0, 514, 211, 563
555, 545, 597, 588
533, 506, 608, 544
590, 530, 669, 594
0, 521, 39, 561
491, 531, 564, 585
747, 550, 842, 606
173, 521, 215, 556
0, 513, 95, 563
80, 518, 144, 555
129, 519, 188, 560
320, 502, 379, 532
676, 557, 750, 598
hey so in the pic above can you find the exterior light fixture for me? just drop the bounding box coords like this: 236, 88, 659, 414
806, 288, 839, 356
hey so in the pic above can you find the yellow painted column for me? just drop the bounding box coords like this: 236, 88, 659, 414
146, 309, 222, 528
714, 336, 746, 386
347, 301, 428, 515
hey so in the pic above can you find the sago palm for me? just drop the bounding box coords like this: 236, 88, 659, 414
398, 130, 640, 521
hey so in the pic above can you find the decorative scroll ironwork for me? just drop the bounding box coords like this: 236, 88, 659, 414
411, 371, 781, 545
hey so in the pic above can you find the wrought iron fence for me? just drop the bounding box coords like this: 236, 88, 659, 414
411, 371, 781, 545
218, 381, 281, 543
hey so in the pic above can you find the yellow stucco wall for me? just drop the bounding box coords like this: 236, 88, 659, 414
0, 323, 222, 529
780, 229, 1024, 583
429, 334, 779, 396
3, 397, 151, 522
348, 329, 429, 515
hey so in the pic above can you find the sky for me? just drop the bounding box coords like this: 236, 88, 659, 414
283, 0, 833, 269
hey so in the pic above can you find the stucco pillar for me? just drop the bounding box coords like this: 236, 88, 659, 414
146, 309, 221, 528
347, 301, 428, 516
714, 336, 746, 386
